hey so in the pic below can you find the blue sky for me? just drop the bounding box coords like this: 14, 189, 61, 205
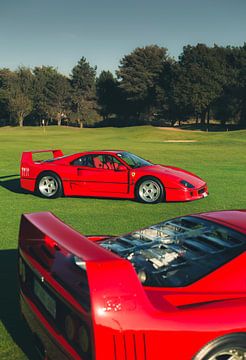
0, 0, 245, 76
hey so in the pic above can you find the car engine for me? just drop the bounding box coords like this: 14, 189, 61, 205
99, 216, 244, 287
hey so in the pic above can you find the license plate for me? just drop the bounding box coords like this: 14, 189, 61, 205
203, 192, 208, 198
34, 279, 56, 318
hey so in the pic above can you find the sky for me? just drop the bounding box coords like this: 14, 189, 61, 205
0, 0, 245, 76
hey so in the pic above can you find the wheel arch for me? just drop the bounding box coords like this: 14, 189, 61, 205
134, 175, 166, 202
135, 174, 164, 186
36, 169, 62, 184
193, 332, 246, 360
135, 175, 165, 192
35, 170, 64, 195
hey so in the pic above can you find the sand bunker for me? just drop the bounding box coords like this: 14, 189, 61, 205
163, 140, 198, 143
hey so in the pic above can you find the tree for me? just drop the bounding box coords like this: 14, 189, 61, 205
152, 60, 180, 125
45, 71, 71, 125
1, 67, 34, 126
0, 69, 13, 124
239, 60, 246, 127
117, 45, 170, 122
176, 44, 229, 125
70, 57, 97, 127
228, 44, 246, 127
96, 71, 119, 120
32, 66, 71, 126
8, 91, 32, 126
211, 44, 246, 127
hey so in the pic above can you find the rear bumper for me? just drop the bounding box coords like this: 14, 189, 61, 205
166, 185, 209, 202
20, 178, 36, 192
20, 292, 80, 360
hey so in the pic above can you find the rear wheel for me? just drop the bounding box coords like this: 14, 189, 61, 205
36, 172, 62, 198
194, 334, 246, 360
136, 177, 164, 204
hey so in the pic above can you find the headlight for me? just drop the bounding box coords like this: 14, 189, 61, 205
180, 180, 195, 189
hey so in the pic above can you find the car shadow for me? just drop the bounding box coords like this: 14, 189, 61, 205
0, 249, 38, 359
0, 175, 165, 204
0, 175, 29, 195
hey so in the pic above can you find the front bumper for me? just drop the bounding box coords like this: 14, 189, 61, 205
165, 185, 209, 202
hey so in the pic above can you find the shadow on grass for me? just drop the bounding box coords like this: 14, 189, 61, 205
0, 175, 159, 204
0, 175, 29, 195
0, 175, 134, 202
0, 249, 38, 359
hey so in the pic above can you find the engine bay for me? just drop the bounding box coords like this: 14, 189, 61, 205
99, 216, 245, 287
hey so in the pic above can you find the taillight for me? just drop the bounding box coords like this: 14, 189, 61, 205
65, 315, 76, 342
63, 313, 91, 358
19, 257, 26, 283
78, 324, 89, 353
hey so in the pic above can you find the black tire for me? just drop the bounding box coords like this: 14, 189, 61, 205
135, 177, 164, 204
194, 333, 246, 360
36, 171, 63, 199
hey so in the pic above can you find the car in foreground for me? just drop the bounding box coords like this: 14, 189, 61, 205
18, 210, 246, 360
20, 149, 208, 203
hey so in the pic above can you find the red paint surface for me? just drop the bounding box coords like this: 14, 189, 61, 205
20, 150, 208, 202
18, 211, 246, 360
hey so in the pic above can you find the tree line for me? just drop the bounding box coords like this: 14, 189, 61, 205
0, 43, 245, 128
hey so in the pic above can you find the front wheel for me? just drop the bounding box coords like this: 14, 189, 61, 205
136, 177, 164, 204
36, 172, 63, 198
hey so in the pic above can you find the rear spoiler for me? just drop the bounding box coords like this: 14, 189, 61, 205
19, 212, 155, 315
19, 212, 120, 262
21, 149, 64, 164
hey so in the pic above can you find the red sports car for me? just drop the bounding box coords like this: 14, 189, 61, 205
19, 210, 246, 360
20, 149, 208, 203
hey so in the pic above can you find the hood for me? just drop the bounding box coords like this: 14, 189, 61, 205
142, 164, 205, 188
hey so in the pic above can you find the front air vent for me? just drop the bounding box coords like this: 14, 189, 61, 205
198, 188, 205, 194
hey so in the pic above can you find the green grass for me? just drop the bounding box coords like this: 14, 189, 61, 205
0, 125, 245, 359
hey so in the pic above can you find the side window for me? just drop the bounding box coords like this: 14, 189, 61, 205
93, 155, 104, 169
72, 154, 125, 170
92, 155, 123, 170
72, 155, 94, 167
106, 155, 122, 170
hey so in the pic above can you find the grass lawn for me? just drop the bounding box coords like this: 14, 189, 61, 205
0, 125, 245, 359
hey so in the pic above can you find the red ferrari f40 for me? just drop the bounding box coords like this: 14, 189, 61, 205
20, 149, 208, 203
19, 210, 246, 360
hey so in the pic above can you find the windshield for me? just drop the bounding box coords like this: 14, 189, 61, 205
117, 152, 152, 169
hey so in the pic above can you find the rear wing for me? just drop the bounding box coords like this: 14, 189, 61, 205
19, 211, 120, 263
18, 212, 152, 314
21, 149, 64, 165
